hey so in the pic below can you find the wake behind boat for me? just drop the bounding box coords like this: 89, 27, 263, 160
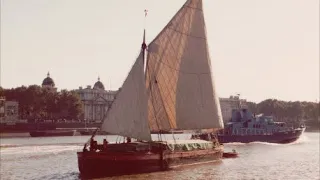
77, 0, 225, 178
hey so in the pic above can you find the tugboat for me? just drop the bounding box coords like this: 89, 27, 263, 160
217, 107, 306, 144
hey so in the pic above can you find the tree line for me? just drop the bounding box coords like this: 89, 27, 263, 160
0, 85, 83, 121
246, 99, 319, 128
0, 85, 318, 128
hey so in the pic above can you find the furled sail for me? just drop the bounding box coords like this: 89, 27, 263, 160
146, 0, 224, 131
100, 51, 151, 141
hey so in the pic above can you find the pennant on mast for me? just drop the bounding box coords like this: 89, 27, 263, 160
144, 9, 148, 17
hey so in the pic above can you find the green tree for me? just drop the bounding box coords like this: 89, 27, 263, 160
2, 86, 84, 121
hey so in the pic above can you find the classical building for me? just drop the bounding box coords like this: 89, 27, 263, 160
42, 72, 57, 91
76, 77, 118, 123
219, 96, 247, 123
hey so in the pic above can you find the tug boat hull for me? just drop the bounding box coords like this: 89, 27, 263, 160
218, 128, 305, 144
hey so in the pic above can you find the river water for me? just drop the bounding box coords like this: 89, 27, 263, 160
0, 132, 319, 180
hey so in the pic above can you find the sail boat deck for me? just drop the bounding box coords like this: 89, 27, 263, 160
159, 139, 219, 151
86, 139, 219, 153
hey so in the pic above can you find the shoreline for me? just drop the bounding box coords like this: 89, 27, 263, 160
0, 131, 82, 138
0, 132, 31, 138
1, 130, 318, 139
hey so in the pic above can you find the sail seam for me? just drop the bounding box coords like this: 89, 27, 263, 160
183, 5, 202, 12
146, 3, 190, 131
147, 62, 165, 132
147, 0, 191, 46
156, 79, 176, 129
167, 27, 206, 40
151, 59, 210, 75
150, 5, 193, 130
157, 6, 207, 75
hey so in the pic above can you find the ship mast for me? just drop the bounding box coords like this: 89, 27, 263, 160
142, 9, 148, 71
237, 93, 241, 109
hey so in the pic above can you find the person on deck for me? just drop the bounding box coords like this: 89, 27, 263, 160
89, 138, 98, 152
90, 138, 95, 151
103, 139, 108, 150
126, 137, 131, 143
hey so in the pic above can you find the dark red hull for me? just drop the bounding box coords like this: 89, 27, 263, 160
77, 144, 223, 178
222, 152, 238, 158
218, 128, 305, 144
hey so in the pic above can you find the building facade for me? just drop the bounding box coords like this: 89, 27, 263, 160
76, 77, 118, 123
219, 96, 247, 124
38, 71, 247, 125
0, 97, 20, 123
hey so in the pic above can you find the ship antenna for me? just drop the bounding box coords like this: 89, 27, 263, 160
236, 93, 241, 109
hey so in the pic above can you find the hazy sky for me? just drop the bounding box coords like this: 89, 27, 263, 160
0, 0, 319, 103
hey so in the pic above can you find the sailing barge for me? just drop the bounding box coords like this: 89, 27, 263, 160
77, 0, 225, 178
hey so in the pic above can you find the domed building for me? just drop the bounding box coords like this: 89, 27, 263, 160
42, 72, 57, 91
93, 77, 105, 90
76, 76, 118, 123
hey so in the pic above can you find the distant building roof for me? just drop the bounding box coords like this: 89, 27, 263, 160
42, 72, 55, 87
93, 77, 105, 90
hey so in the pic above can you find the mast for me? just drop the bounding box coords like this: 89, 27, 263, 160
142, 9, 148, 75
142, 30, 147, 66
141, 9, 165, 141
87, 23, 148, 142
237, 93, 241, 109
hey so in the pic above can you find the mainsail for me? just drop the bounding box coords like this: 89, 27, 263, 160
100, 0, 223, 141
100, 50, 151, 141
145, 0, 224, 131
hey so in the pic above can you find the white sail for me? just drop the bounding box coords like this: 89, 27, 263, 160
146, 0, 224, 131
101, 51, 151, 141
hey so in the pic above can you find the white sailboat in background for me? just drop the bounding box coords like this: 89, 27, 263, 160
77, 0, 225, 178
